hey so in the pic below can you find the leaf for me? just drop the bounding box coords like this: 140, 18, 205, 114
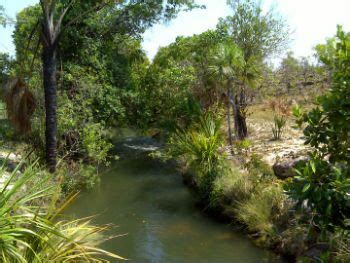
310, 161, 316, 173
302, 183, 311, 193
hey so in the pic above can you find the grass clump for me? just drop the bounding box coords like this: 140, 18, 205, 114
235, 183, 286, 241
212, 155, 291, 246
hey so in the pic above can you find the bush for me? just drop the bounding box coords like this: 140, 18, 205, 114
287, 26, 350, 258
286, 155, 350, 232
82, 122, 113, 165
168, 111, 225, 200
245, 154, 274, 178
59, 162, 100, 196
290, 27, 350, 234
213, 165, 253, 204
269, 98, 290, 140
272, 115, 287, 140
0, 160, 123, 261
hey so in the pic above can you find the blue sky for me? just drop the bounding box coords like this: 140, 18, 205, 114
1, 0, 349, 64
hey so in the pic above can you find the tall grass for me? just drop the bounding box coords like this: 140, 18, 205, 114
0, 159, 123, 262
235, 183, 285, 238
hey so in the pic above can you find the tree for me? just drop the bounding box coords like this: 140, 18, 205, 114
218, 0, 289, 139
278, 51, 299, 94
17, 0, 198, 172
0, 5, 7, 27
0, 53, 12, 86
211, 42, 243, 147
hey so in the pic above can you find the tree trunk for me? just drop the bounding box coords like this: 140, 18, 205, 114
42, 44, 58, 173
226, 86, 233, 147
231, 89, 248, 140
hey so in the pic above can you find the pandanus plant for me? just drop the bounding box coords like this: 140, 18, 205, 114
0, 158, 124, 262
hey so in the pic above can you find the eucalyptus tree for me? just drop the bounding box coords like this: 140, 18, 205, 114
218, 0, 289, 139
278, 52, 300, 95
15, 0, 198, 172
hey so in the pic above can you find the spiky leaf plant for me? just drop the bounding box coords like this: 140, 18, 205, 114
168, 111, 226, 199
0, 158, 124, 262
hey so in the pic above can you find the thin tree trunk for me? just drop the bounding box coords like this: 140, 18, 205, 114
231, 89, 248, 140
226, 85, 233, 147
42, 44, 58, 173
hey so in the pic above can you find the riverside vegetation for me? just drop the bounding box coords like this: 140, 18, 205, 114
0, 0, 349, 262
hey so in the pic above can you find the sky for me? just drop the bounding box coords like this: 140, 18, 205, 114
0, 0, 349, 64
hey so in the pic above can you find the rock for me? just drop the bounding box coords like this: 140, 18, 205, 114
273, 156, 309, 179
303, 243, 329, 259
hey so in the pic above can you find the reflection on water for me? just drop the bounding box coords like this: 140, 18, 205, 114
65, 137, 281, 263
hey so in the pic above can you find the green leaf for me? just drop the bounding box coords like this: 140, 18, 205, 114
302, 183, 311, 192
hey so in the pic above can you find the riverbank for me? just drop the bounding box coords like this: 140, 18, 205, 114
167, 107, 348, 262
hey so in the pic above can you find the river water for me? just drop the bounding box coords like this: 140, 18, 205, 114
65, 135, 281, 263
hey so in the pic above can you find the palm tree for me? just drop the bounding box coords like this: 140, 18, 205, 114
211, 42, 243, 147
39, 0, 107, 172
39, 0, 74, 172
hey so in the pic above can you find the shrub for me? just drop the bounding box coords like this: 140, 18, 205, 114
272, 115, 287, 140
0, 160, 123, 261
82, 122, 113, 165
59, 162, 100, 196
245, 154, 274, 178
168, 111, 225, 200
269, 98, 290, 140
286, 155, 350, 232
290, 27, 350, 234
334, 237, 350, 262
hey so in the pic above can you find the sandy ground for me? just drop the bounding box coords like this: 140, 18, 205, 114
225, 103, 310, 166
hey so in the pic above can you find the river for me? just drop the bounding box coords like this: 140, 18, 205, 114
65, 135, 281, 263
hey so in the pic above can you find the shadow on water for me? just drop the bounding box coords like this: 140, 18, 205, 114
64, 134, 283, 263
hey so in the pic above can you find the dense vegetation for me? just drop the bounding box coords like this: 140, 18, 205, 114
0, 0, 349, 262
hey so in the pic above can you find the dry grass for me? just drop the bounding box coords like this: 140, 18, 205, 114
222, 100, 311, 165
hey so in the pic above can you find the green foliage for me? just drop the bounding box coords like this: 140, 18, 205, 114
288, 27, 350, 238
0, 53, 12, 87
212, 158, 287, 243
286, 155, 350, 232
294, 26, 350, 164
245, 154, 274, 178
60, 163, 100, 195
213, 165, 251, 203
82, 123, 113, 165
168, 111, 225, 200
0, 160, 122, 261
272, 115, 287, 140
233, 139, 252, 155
0, 5, 8, 27
236, 183, 285, 239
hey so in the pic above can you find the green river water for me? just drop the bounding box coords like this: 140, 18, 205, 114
65, 135, 282, 263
